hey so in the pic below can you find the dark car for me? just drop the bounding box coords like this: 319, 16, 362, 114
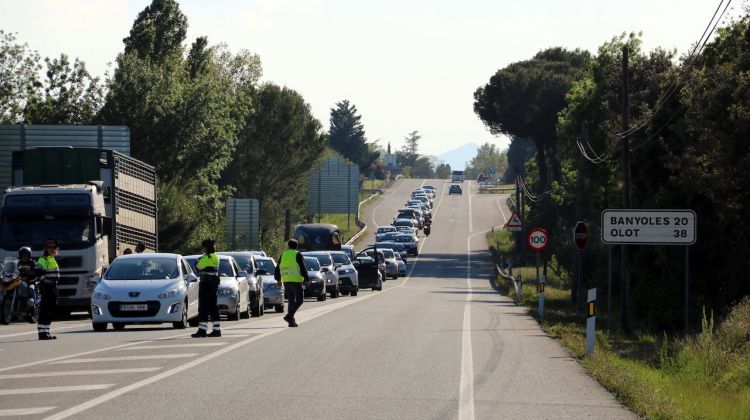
295, 223, 342, 251
302, 256, 327, 301
449, 184, 463, 195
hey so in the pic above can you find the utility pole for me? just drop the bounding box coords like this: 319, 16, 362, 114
621, 46, 632, 334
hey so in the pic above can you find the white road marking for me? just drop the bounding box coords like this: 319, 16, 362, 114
121, 343, 227, 350
0, 384, 114, 396
459, 188, 476, 420
52, 354, 197, 364
0, 368, 161, 379
0, 407, 57, 416
0, 324, 85, 339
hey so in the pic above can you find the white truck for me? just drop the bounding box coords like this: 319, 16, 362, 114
0, 148, 157, 316
451, 170, 465, 183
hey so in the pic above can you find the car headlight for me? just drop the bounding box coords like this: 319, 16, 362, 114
158, 289, 179, 299
217, 288, 236, 296
326, 278, 332, 283
338, 268, 354, 274
93, 291, 111, 301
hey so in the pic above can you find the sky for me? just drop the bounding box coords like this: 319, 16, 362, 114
0, 0, 743, 157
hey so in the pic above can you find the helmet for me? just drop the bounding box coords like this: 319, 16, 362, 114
18, 247, 32, 258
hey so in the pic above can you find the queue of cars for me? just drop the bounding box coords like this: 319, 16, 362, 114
87, 184, 448, 332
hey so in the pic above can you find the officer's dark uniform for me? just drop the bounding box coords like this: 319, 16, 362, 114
192, 241, 221, 338
36, 241, 60, 340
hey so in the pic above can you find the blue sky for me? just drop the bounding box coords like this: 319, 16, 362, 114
0, 0, 741, 157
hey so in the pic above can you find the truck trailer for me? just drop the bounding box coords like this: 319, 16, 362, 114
0, 147, 157, 315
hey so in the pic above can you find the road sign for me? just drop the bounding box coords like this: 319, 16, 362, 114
601, 209, 696, 245
505, 212, 523, 232
574, 221, 588, 250
526, 228, 550, 252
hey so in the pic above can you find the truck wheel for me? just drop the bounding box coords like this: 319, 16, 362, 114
275, 304, 284, 313
92, 322, 107, 332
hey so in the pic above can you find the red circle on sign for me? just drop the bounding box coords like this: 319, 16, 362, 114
574, 221, 588, 250
526, 228, 550, 252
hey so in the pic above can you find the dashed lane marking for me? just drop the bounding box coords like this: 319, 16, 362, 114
0, 407, 57, 416
120, 343, 227, 350
0, 384, 114, 396
0, 368, 161, 380
52, 354, 197, 364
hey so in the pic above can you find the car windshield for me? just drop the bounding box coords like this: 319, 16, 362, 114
377, 227, 395, 233
185, 258, 234, 277
382, 249, 395, 258
395, 236, 414, 243
304, 257, 320, 271
330, 253, 350, 265
255, 259, 276, 273
105, 257, 179, 280
310, 254, 332, 266
225, 254, 253, 272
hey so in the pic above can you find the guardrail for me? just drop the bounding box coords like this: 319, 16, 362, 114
496, 264, 522, 302
345, 175, 402, 246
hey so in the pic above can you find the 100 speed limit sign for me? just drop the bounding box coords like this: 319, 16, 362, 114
526, 228, 550, 252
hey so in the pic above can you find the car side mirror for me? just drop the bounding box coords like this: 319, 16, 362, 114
237, 271, 248, 278
186, 273, 199, 283
322, 267, 330, 273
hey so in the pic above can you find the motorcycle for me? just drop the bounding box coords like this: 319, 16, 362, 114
0, 257, 38, 324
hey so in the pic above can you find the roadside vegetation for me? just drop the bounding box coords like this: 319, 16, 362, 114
488, 232, 750, 419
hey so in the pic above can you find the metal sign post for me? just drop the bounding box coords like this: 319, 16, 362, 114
586, 288, 597, 355
601, 209, 696, 332
526, 228, 550, 319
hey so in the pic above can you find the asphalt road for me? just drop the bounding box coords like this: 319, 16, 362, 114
0, 179, 635, 420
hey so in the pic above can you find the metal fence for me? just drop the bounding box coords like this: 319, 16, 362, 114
307, 157, 360, 217
225, 198, 261, 250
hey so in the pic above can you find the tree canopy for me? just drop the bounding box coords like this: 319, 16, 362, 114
328, 100, 379, 173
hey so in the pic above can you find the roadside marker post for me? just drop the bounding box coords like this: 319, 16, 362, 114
516, 274, 522, 302
526, 228, 550, 319
538, 275, 546, 318
586, 288, 597, 355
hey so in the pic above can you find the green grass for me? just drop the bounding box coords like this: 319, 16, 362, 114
318, 213, 358, 243
509, 281, 750, 419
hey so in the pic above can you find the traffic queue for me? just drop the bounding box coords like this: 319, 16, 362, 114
0, 186, 439, 337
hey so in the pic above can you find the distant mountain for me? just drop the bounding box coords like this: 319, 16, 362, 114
437, 143, 479, 170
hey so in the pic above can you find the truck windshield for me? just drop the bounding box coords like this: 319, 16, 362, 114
0, 217, 93, 250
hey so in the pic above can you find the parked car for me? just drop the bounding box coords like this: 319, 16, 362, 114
374, 241, 408, 262
413, 195, 432, 208
330, 251, 359, 296
394, 233, 419, 256
423, 185, 436, 194
186, 255, 253, 320
354, 247, 384, 291
449, 184, 463, 195
380, 231, 402, 242
249, 250, 267, 257
303, 256, 327, 301
218, 251, 264, 317
91, 253, 199, 331
396, 207, 424, 227
394, 225, 419, 236
302, 251, 340, 298
255, 257, 283, 313
375, 226, 398, 241
380, 248, 399, 279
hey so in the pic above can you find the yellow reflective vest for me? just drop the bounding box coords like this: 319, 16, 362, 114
279, 250, 303, 283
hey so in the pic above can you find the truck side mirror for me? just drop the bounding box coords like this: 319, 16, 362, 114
102, 217, 113, 236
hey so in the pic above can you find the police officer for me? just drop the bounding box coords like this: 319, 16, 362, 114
274, 239, 309, 328
192, 239, 221, 338
36, 239, 60, 340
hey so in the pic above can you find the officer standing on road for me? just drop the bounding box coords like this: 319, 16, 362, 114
36, 239, 60, 340
274, 239, 309, 328
192, 239, 221, 338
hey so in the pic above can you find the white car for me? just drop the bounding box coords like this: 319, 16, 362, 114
185, 255, 253, 320
91, 253, 199, 331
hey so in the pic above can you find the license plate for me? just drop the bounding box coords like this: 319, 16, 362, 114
120, 304, 147, 311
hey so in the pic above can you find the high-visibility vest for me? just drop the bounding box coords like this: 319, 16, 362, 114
196, 253, 220, 273
37, 256, 59, 284
279, 250, 303, 283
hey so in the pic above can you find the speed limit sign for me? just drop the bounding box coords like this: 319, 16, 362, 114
526, 228, 550, 252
